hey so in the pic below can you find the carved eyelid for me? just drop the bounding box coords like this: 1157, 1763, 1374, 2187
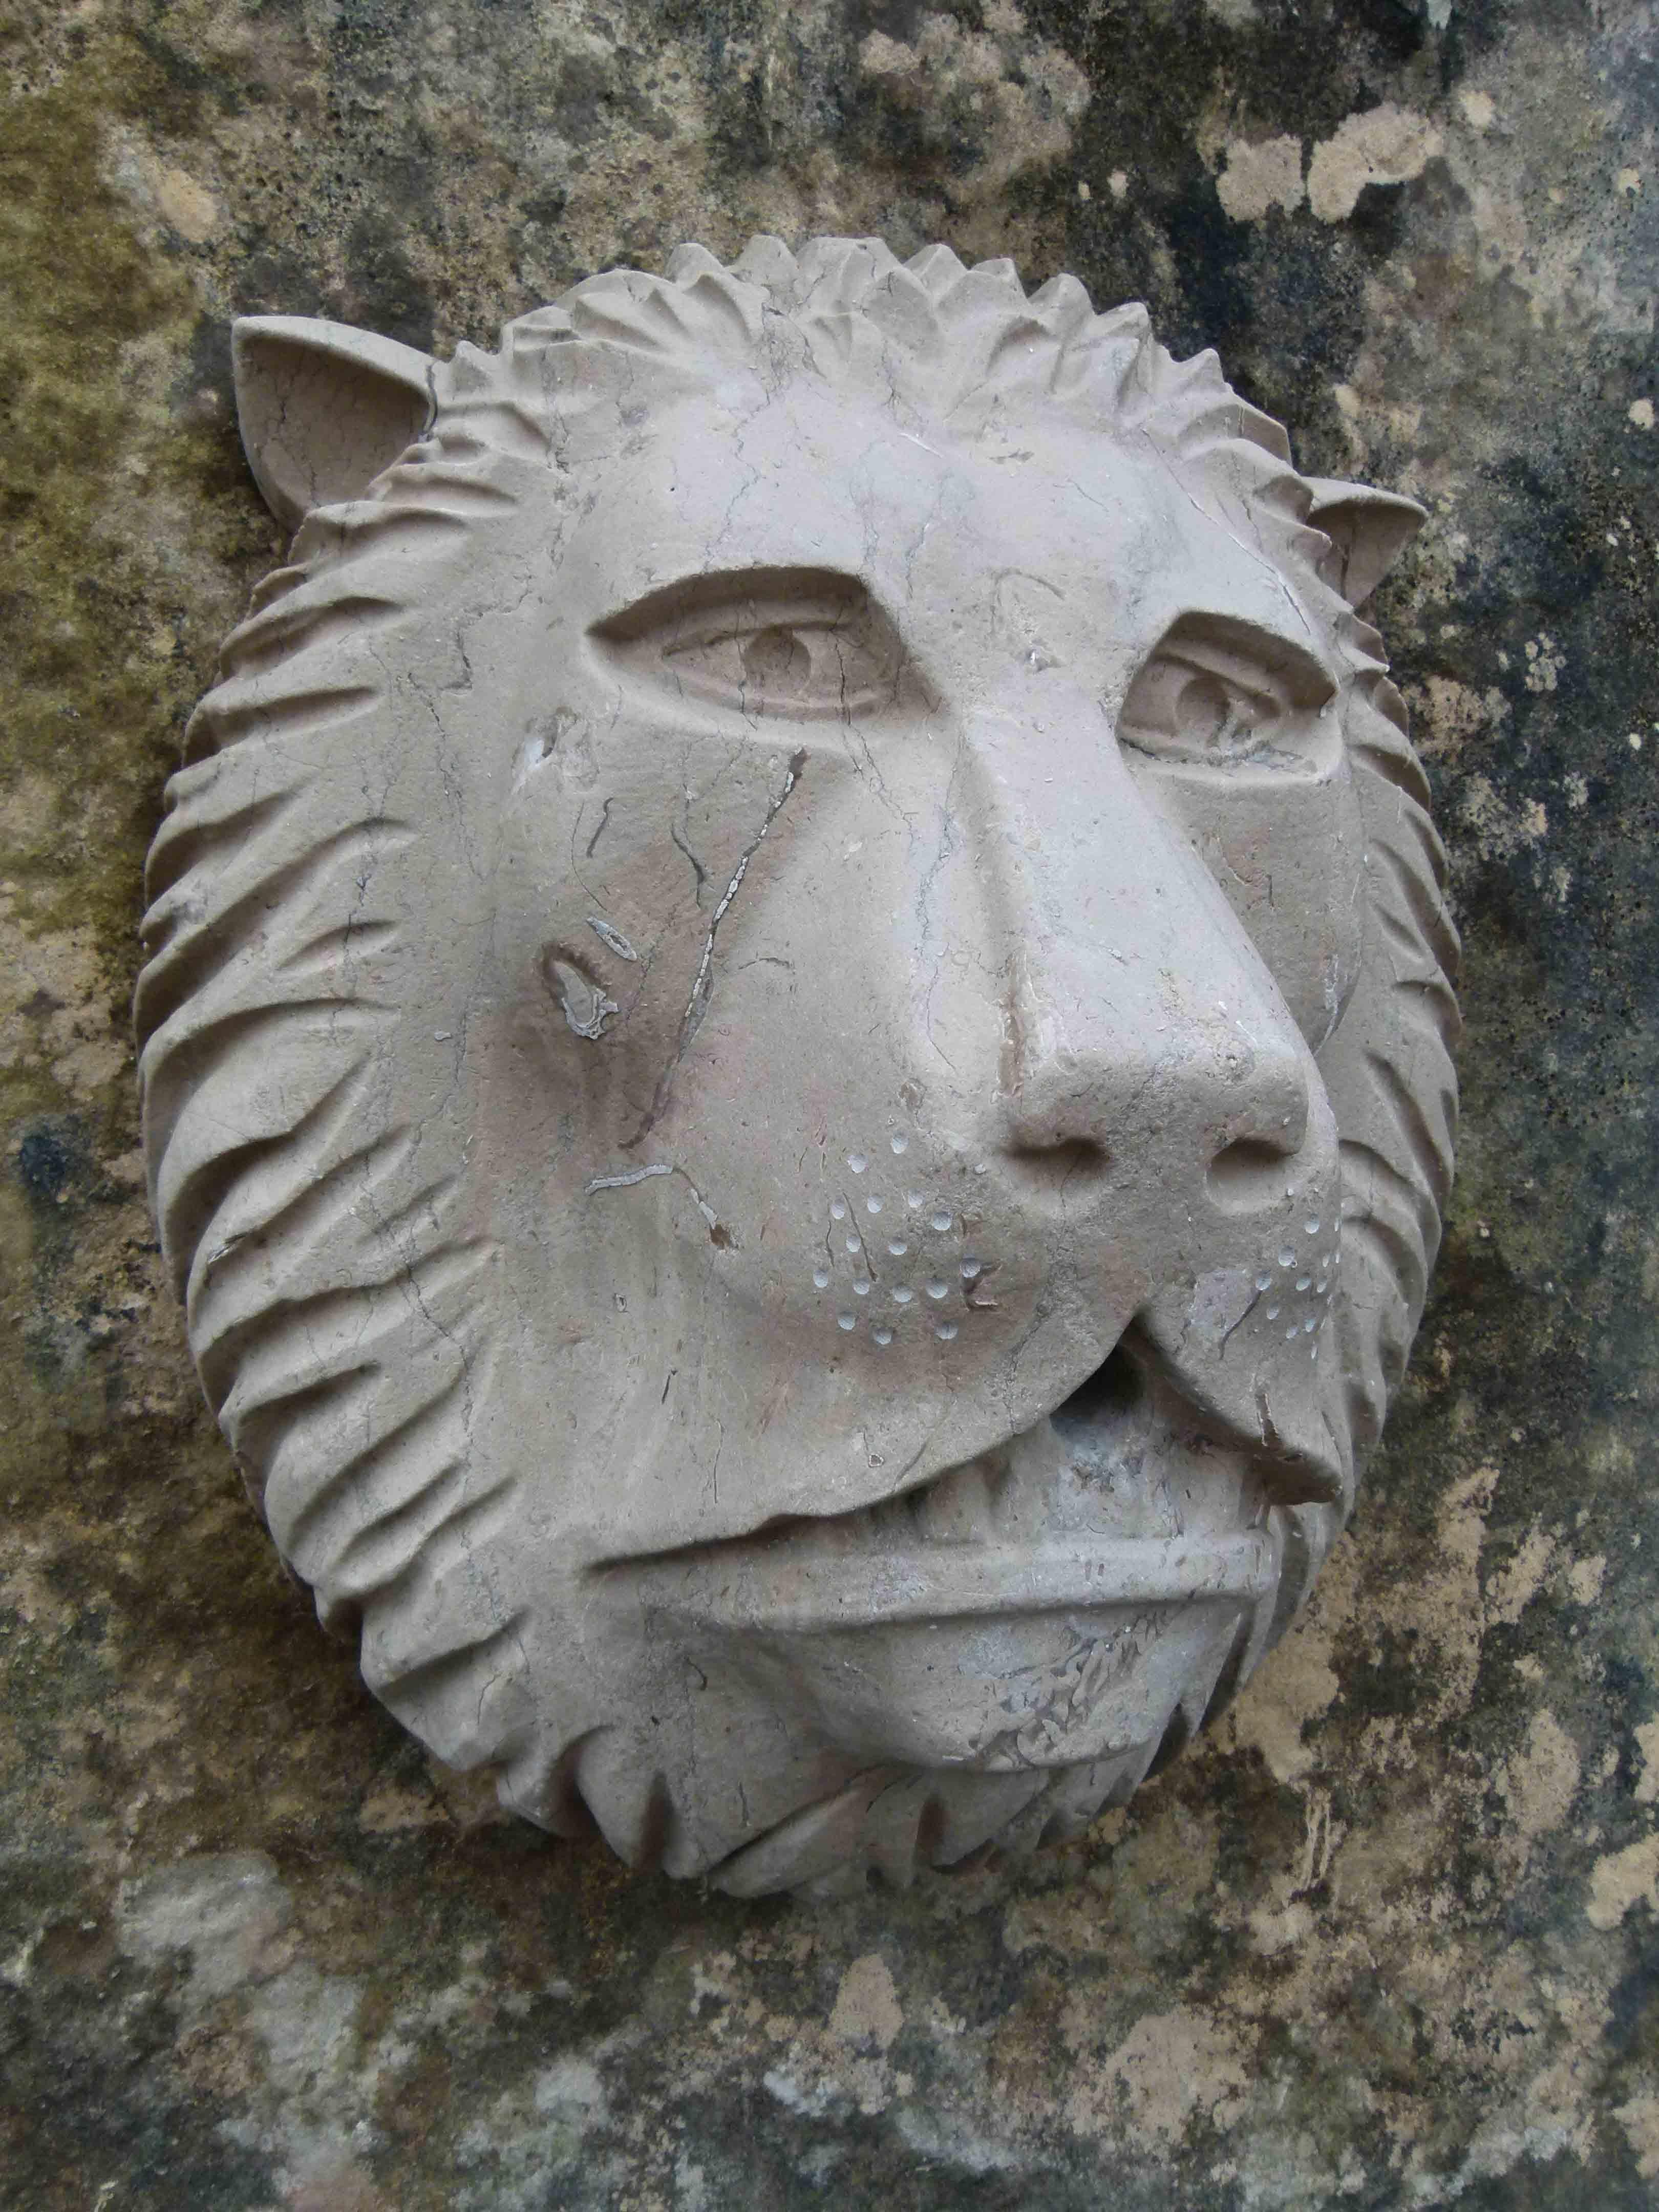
590, 564, 879, 645
1128, 611, 1338, 711
589, 564, 908, 722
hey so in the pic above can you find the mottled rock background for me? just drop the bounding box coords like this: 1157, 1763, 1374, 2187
2, 0, 1657, 2204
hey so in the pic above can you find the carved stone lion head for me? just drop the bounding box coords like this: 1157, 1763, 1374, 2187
138, 238, 1457, 1893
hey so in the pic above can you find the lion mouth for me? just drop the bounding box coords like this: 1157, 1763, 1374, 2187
622, 1469, 1278, 1634
610, 1339, 1283, 1635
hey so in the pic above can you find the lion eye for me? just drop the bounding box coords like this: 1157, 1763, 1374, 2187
1119, 616, 1337, 774
593, 567, 904, 721
1122, 661, 1284, 762
662, 611, 881, 714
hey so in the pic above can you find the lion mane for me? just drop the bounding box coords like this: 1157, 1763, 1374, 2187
136, 238, 1458, 1874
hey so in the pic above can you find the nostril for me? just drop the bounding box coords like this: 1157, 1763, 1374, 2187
1207, 1136, 1295, 1214
1004, 1137, 1111, 1195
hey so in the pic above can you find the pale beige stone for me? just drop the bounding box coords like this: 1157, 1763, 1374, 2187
1586, 1832, 1659, 1929
1633, 1718, 1659, 1804
154, 164, 218, 242
1308, 105, 1443, 223
137, 238, 1457, 1891
1459, 90, 1498, 132
1217, 135, 1304, 222
828, 1954, 904, 2051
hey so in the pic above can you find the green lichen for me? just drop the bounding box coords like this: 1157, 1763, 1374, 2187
0, 54, 258, 978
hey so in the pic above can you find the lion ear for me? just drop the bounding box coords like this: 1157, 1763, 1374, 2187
1304, 477, 1427, 610
231, 315, 436, 531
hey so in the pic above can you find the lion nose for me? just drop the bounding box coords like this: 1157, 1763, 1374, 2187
1002, 987, 1311, 1213
975, 735, 1317, 1219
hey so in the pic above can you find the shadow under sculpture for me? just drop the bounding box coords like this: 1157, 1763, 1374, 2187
136, 238, 1459, 1896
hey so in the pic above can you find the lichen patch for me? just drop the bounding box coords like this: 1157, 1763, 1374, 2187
1307, 105, 1443, 223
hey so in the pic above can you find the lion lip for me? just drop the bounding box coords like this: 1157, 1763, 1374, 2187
625, 1526, 1277, 1635
608, 1336, 1284, 1635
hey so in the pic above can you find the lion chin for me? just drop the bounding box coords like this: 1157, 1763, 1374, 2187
136, 236, 1459, 1894
573, 1337, 1308, 1895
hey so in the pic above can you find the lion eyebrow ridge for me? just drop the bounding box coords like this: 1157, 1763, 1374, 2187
1136, 606, 1338, 703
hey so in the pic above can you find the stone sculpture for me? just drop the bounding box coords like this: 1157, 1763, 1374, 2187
136, 238, 1458, 1894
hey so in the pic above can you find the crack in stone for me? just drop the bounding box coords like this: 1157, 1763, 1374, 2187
670, 813, 709, 898
623, 749, 806, 1148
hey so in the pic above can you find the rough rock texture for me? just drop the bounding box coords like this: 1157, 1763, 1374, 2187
1, 2, 1655, 2206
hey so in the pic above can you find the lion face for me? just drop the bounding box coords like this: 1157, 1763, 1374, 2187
139, 241, 1457, 1891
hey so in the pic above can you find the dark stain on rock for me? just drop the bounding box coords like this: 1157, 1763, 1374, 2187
343, 210, 436, 352
16, 1118, 84, 1208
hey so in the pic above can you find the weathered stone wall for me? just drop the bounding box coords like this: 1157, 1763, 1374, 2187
3, 2, 1657, 2205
